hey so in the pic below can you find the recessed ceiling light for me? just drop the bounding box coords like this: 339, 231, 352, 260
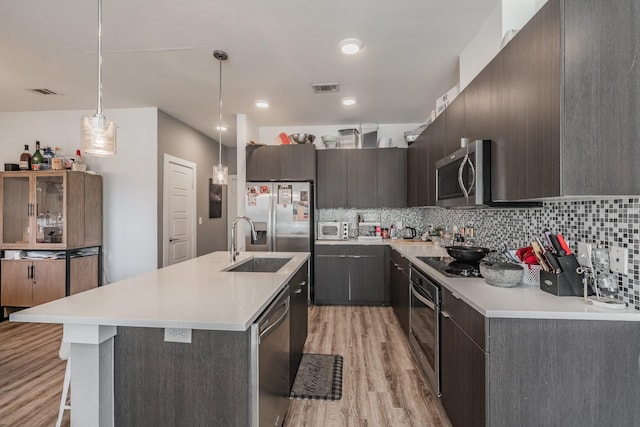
216, 125, 228, 131
341, 97, 357, 106
255, 100, 270, 108
339, 38, 362, 55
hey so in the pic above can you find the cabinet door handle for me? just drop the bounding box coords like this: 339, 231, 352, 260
295, 288, 303, 294
451, 292, 461, 300
441, 311, 451, 318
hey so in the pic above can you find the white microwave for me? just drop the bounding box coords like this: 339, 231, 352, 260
317, 222, 349, 240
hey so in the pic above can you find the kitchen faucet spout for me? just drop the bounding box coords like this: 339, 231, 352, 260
230, 216, 257, 262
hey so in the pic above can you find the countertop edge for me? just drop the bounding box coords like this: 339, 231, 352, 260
390, 245, 640, 321
10, 251, 310, 331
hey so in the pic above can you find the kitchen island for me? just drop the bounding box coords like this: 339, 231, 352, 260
10, 251, 310, 427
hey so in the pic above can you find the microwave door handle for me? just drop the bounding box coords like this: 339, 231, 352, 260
458, 153, 470, 199
467, 156, 477, 196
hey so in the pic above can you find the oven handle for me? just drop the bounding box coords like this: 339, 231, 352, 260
411, 283, 436, 310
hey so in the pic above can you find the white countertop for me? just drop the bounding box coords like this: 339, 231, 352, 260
10, 251, 310, 331
390, 243, 640, 322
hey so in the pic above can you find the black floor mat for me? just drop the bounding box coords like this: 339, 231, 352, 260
289, 353, 343, 401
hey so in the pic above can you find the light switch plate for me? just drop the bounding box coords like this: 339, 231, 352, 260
609, 246, 628, 275
577, 242, 593, 268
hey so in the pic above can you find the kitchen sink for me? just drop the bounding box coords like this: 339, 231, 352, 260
224, 257, 292, 273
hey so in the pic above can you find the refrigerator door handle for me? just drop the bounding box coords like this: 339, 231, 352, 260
269, 186, 276, 251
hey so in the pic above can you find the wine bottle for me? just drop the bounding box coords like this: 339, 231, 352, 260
31, 141, 44, 170
19, 144, 32, 170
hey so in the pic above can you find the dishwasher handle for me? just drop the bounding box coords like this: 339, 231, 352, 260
259, 297, 290, 340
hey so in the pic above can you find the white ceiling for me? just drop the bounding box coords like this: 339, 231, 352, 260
0, 0, 500, 146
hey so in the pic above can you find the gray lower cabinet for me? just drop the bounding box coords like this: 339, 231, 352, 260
389, 249, 410, 336
440, 287, 486, 427
438, 286, 640, 426
289, 260, 309, 390
314, 244, 388, 305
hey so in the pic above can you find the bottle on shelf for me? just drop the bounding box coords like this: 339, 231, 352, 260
31, 141, 44, 170
71, 149, 87, 172
51, 146, 64, 170
42, 146, 54, 170
19, 144, 32, 170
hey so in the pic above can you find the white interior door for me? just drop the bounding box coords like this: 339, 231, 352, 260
163, 154, 197, 266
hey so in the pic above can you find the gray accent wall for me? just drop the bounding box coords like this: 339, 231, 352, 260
157, 110, 228, 267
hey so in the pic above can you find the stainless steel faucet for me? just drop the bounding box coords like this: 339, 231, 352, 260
230, 216, 258, 262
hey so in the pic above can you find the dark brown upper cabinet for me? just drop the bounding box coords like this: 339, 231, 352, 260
246, 144, 316, 181
408, 0, 638, 203
317, 148, 407, 208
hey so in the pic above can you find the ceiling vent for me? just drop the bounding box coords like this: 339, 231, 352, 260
311, 83, 340, 94
29, 88, 62, 96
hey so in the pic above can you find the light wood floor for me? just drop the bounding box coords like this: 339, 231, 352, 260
285, 306, 451, 427
0, 306, 449, 427
0, 321, 68, 427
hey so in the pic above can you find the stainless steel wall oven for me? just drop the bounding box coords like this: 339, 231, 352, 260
409, 266, 441, 395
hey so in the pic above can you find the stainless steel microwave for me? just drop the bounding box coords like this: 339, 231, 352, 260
435, 139, 491, 208
317, 222, 349, 240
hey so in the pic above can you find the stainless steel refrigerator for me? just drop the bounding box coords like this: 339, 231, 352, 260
244, 182, 313, 252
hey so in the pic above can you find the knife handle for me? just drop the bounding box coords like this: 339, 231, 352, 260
544, 231, 556, 254
545, 252, 563, 274
531, 241, 551, 272
556, 234, 572, 255
548, 234, 566, 256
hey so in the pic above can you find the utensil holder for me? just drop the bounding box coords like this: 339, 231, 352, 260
540, 254, 592, 296
521, 264, 542, 286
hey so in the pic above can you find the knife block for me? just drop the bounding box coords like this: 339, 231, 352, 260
540, 254, 592, 297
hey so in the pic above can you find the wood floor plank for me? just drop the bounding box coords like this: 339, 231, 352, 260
0, 320, 68, 427
285, 306, 451, 427
1, 305, 450, 427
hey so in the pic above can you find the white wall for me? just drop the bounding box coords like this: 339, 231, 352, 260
258, 123, 421, 149
0, 108, 158, 283
459, 0, 549, 90
459, 3, 502, 90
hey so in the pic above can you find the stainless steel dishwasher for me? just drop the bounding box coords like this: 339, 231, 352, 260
250, 286, 290, 427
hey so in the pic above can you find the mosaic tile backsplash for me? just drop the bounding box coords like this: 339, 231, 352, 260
318, 197, 640, 310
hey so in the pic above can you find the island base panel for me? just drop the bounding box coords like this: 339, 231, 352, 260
114, 327, 252, 426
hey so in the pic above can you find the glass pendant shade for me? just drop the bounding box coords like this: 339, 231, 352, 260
81, 114, 116, 156
212, 163, 228, 185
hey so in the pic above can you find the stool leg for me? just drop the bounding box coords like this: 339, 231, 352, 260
56, 357, 71, 427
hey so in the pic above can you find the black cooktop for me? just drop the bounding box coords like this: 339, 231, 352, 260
417, 256, 483, 278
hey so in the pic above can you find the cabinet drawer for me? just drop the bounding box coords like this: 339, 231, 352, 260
441, 287, 486, 350
315, 244, 348, 256
350, 245, 384, 257
390, 248, 409, 272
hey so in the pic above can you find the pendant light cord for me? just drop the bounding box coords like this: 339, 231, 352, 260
218, 52, 223, 166
97, 0, 103, 116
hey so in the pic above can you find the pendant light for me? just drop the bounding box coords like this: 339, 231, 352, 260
212, 49, 229, 185
81, 0, 116, 156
